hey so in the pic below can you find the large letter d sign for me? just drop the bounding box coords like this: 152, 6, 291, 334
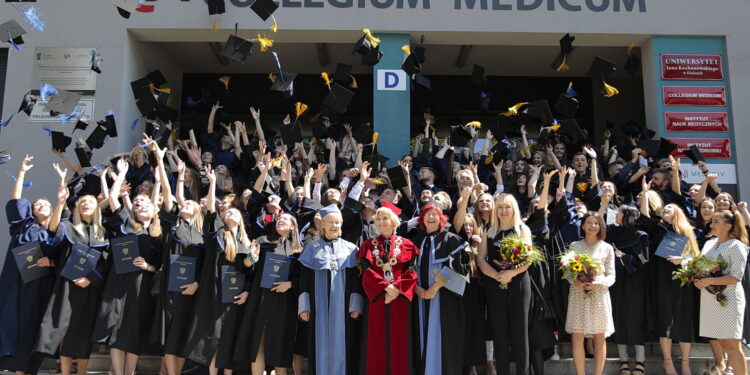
377, 70, 407, 91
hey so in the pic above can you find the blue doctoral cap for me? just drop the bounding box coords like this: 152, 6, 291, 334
319, 204, 341, 219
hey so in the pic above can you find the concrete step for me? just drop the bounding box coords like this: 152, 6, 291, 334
557, 341, 750, 358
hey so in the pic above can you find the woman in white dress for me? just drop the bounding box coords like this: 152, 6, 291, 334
566, 212, 616, 375
695, 210, 749, 375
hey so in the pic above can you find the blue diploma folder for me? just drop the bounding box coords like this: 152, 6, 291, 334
220, 265, 245, 303
111, 234, 141, 275
11, 240, 50, 283
260, 252, 291, 289
168, 255, 196, 292
655, 231, 689, 259
60, 243, 102, 281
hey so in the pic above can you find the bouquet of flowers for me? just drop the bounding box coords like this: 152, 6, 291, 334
558, 250, 602, 295
673, 255, 729, 307
493, 235, 544, 289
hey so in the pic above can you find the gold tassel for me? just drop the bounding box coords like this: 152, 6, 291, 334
401, 44, 411, 55
148, 83, 171, 95
211, 19, 218, 32
501, 102, 527, 117
371, 179, 386, 185
349, 75, 358, 89
295, 102, 308, 119
568, 81, 574, 90
218, 76, 231, 90
551, 124, 561, 131
372, 132, 379, 146
627, 43, 636, 56
268, 73, 277, 83
466, 121, 482, 128
362, 29, 380, 48
256, 35, 274, 52
602, 81, 620, 98
271, 15, 278, 33
555, 55, 570, 72
321, 72, 332, 90
271, 156, 284, 168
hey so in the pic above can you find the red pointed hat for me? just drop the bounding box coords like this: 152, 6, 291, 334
381, 201, 402, 217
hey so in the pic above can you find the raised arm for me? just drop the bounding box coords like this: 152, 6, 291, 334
232, 124, 243, 160
175, 159, 187, 206
208, 102, 222, 134
281, 157, 294, 198
546, 143, 563, 171
11, 155, 34, 200
697, 161, 721, 195
520, 125, 531, 160
565, 169, 576, 194
153, 143, 174, 212
639, 176, 650, 218
669, 156, 681, 195
527, 165, 541, 199
453, 186, 473, 231
303, 168, 313, 199
206, 165, 216, 214
493, 161, 504, 193
253, 151, 271, 193
52, 149, 83, 176
250, 106, 265, 142
327, 138, 337, 182
539, 170, 557, 211
109, 158, 130, 212
48, 163, 69, 233
694, 173, 717, 204
583, 146, 599, 187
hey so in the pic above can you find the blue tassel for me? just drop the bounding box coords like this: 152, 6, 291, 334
0, 113, 14, 127
40, 83, 58, 102
42, 126, 52, 136
130, 119, 139, 130
480, 91, 490, 99
58, 105, 82, 124
7, 31, 20, 51
5, 171, 32, 188
106, 109, 115, 117
272, 51, 283, 76
566, 86, 577, 98
186, 97, 201, 105
22, 6, 46, 32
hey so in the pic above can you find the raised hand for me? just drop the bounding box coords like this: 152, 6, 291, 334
360, 161, 372, 182
20, 155, 34, 173
176, 159, 186, 175
315, 163, 327, 182
52, 163, 68, 181
544, 169, 558, 182
206, 164, 216, 184
57, 185, 69, 202
212, 101, 223, 112
116, 158, 129, 175
304, 168, 314, 183
460, 186, 473, 200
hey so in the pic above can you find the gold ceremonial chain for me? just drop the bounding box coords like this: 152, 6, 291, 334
370, 237, 402, 283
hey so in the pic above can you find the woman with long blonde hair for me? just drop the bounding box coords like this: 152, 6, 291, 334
92, 157, 163, 375
37, 189, 109, 375
478, 193, 533, 375
639, 192, 700, 375
183, 164, 253, 375
233, 209, 303, 375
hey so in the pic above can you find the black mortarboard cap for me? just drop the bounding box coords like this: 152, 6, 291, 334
559, 33, 575, 54
491, 141, 511, 164
554, 93, 579, 120
362, 46, 383, 66
205, 0, 225, 15
522, 101, 554, 127
352, 123, 374, 145
250, 0, 278, 21
51, 131, 72, 152
386, 166, 408, 190
156, 91, 170, 107
130, 76, 151, 98
86, 125, 108, 150
588, 56, 617, 79
135, 93, 158, 117
621, 120, 643, 138
557, 119, 586, 145
18, 92, 36, 116
414, 46, 426, 64
74, 147, 91, 168
45, 90, 82, 116
280, 122, 303, 145
74, 118, 89, 132
538, 127, 557, 147
259, 121, 277, 139
624, 54, 641, 75
221, 34, 254, 64
495, 115, 521, 139
352, 34, 373, 56
100, 114, 117, 138
414, 74, 431, 90
365, 152, 388, 171
269, 72, 297, 93
683, 145, 705, 164
146, 70, 167, 87
312, 122, 329, 141
333, 63, 354, 84
0, 20, 25, 46
449, 125, 472, 147
637, 139, 660, 158
153, 124, 172, 148
401, 53, 421, 75
642, 126, 656, 140
323, 83, 355, 114
470, 64, 487, 88
111, 0, 137, 18
657, 138, 677, 159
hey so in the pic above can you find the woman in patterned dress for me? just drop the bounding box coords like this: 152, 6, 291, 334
695, 210, 749, 375
565, 212, 615, 375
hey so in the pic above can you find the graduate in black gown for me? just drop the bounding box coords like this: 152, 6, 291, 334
152, 156, 205, 375
183, 165, 253, 375
233, 212, 302, 375
479, 193, 534, 375
297, 204, 363, 375
36, 193, 110, 375
0, 157, 67, 375
637, 193, 700, 375
408, 203, 470, 375
456, 212, 487, 375
606, 205, 649, 375
93, 157, 163, 375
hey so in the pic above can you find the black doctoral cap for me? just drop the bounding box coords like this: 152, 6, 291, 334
280, 122, 303, 145
495, 114, 522, 139
401, 53, 421, 76
18, 92, 37, 116
205, 0, 226, 15
556, 119, 586, 145
74, 147, 92, 168
146, 70, 167, 87
620, 120, 643, 138
656, 138, 678, 159
221, 34, 254, 64
352, 122, 374, 145
559, 33, 575, 54
74, 118, 89, 132
490, 141, 511, 164
364, 152, 388, 172
0, 20, 25, 46
333, 63, 354, 84
588, 56, 617, 79
46, 90, 82, 116
624, 53, 641, 75
362, 46, 383, 66
111, 0, 137, 19
637, 139, 660, 159
470, 64, 487, 88
86, 124, 108, 150
250, 0, 278, 21
51, 131, 72, 152
554, 93, 579, 120
522, 101, 554, 128
99, 113, 117, 138
269, 72, 297, 95
682, 145, 705, 164
323, 83, 355, 114
386, 166, 409, 190
449, 125, 472, 147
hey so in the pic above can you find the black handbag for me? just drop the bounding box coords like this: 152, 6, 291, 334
530, 276, 558, 322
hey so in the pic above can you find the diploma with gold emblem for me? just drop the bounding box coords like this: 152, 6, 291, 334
168, 255, 196, 292
61, 243, 102, 281
260, 252, 290, 289
220, 265, 245, 303
111, 234, 141, 275
11, 240, 49, 283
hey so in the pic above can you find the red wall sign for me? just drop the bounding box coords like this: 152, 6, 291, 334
669, 138, 732, 159
664, 112, 728, 132
660, 54, 724, 81
662, 86, 726, 106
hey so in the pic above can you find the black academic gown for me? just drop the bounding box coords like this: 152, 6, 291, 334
150, 207, 205, 356
408, 229, 470, 375
92, 207, 162, 354
637, 215, 698, 342
36, 220, 109, 359
607, 224, 650, 346
232, 234, 300, 368
183, 212, 250, 368
525, 210, 560, 354
297, 236, 363, 375
0, 199, 55, 373
454, 228, 487, 367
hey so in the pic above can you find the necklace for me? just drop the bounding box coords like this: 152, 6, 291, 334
370, 237, 402, 283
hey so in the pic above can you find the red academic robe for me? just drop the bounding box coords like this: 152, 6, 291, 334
357, 234, 418, 375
